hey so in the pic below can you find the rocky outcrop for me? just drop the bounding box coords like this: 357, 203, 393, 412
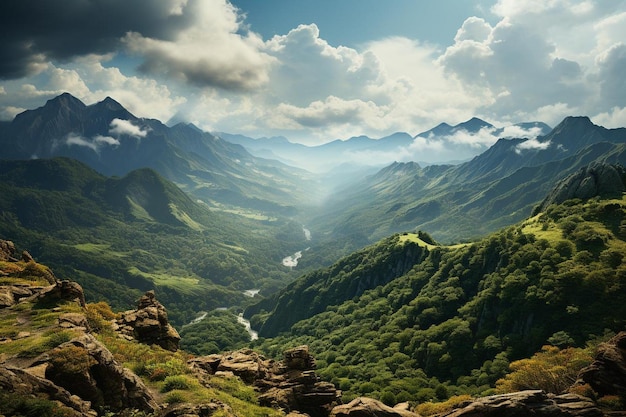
40, 333, 160, 414
431, 390, 602, 417
330, 397, 419, 417
115, 290, 180, 351
190, 345, 341, 417
33, 279, 86, 308
537, 163, 626, 212
161, 401, 236, 417
0, 240, 17, 261
0, 283, 46, 308
0, 364, 97, 416
0, 240, 85, 309
577, 331, 626, 397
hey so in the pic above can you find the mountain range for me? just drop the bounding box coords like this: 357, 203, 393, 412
0, 93, 318, 217
305, 116, 626, 246
217, 118, 552, 173
2, 93, 626, 414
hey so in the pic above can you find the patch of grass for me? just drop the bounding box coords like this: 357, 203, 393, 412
398, 233, 438, 250
170, 204, 204, 231
126, 267, 199, 293
160, 375, 199, 393
0, 391, 77, 417
163, 390, 188, 404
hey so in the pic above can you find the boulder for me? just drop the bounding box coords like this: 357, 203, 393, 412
43, 333, 160, 414
116, 290, 180, 351
577, 331, 626, 397
190, 345, 340, 417
161, 401, 236, 417
0, 364, 96, 417
33, 279, 86, 308
0, 240, 17, 261
431, 390, 602, 417
330, 397, 419, 417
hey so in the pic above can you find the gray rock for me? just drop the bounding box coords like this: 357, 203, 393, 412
330, 397, 419, 417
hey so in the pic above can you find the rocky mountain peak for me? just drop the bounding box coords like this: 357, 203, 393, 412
536, 163, 626, 212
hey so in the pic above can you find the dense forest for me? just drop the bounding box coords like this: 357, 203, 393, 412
229, 195, 626, 404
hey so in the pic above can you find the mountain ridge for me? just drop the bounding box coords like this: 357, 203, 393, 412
0, 93, 319, 216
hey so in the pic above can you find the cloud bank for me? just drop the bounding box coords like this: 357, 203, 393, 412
1, 0, 626, 147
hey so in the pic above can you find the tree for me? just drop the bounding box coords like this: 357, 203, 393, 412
496, 345, 592, 394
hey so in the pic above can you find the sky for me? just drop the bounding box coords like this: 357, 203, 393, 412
1, 0, 626, 146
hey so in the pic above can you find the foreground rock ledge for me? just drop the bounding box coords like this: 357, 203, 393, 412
432, 390, 602, 417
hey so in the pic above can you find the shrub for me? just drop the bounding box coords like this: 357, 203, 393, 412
48, 345, 96, 374
161, 375, 197, 393
43, 330, 74, 349
496, 345, 592, 394
414, 395, 473, 416
163, 390, 188, 404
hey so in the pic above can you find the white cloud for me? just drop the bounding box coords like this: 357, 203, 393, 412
498, 125, 544, 139
94, 135, 120, 146
65, 133, 120, 152
0, 106, 25, 121
123, 0, 274, 91
515, 138, 552, 153
109, 118, 148, 138
66, 133, 98, 152
440, 127, 500, 148
593, 106, 626, 128
2, 0, 626, 152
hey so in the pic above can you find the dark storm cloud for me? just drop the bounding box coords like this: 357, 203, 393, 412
0, 0, 190, 79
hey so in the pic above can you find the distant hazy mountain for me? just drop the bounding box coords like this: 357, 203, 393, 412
0, 93, 319, 216
306, 116, 626, 244
217, 118, 551, 173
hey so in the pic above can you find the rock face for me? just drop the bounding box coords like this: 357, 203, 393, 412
34, 279, 87, 308
330, 397, 419, 417
41, 333, 160, 414
578, 331, 626, 397
537, 163, 626, 212
0, 364, 96, 417
0, 240, 17, 261
0, 240, 85, 309
432, 390, 602, 417
190, 345, 341, 417
116, 290, 181, 351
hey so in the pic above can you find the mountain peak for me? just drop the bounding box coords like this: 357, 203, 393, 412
554, 116, 594, 131
98, 96, 125, 111
44, 92, 86, 112
457, 117, 493, 132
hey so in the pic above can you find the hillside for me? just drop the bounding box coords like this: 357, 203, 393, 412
0, 244, 342, 416
0, 158, 310, 326
2, 242, 617, 417
250, 165, 626, 404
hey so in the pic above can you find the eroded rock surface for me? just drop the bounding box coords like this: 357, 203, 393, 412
41, 333, 160, 413
116, 290, 181, 351
578, 331, 626, 397
190, 345, 340, 417
330, 396, 419, 417
431, 390, 602, 417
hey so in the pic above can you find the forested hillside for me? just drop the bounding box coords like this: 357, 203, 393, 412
251, 181, 626, 404
0, 158, 309, 325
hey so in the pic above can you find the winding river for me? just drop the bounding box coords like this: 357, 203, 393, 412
282, 226, 311, 268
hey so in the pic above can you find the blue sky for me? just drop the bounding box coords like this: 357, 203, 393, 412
230, 1, 495, 48
1, 0, 626, 146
